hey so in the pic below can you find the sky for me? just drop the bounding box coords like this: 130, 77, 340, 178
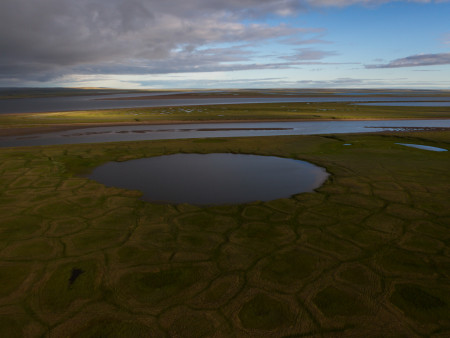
0, 0, 449, 89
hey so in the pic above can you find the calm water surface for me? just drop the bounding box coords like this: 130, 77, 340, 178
395, 143, 448, 152
2, 119, 450, 147
88, 153, 329, 205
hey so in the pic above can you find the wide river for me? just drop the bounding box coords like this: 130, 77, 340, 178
1, 93, 450, 114
2, 120, 450, 147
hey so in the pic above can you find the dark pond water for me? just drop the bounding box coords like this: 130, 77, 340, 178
2, 119, 450, 147
1, 93, 449, 114
87, 153, 329, 205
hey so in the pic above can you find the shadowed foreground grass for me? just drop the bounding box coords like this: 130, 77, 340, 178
0, 131, 449, 337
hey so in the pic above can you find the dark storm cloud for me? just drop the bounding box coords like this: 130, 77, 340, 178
3, 0, 437, 83
365, 53, 450, 68
0, 0, 313, 82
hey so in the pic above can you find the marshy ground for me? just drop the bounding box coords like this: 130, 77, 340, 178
0, 130, 449, 337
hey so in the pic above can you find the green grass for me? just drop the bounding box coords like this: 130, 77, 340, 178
238, 293, 292, 330
0, 131, 449, 336
391, 283, 450, 322
118, 266, 199, 304
37, 260, 100, 314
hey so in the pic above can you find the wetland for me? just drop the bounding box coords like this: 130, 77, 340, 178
1, 88, 450, 114
1, 131, 449, 337
0, 89, 449, 336
2, 119, 450, 147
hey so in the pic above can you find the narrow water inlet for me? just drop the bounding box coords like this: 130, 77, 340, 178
395, 143, 448, 152
87, 153, 329, 205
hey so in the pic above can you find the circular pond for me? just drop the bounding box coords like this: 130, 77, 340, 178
88, 153, 329, 205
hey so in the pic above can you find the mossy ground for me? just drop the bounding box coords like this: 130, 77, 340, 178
0, 131, 449, 336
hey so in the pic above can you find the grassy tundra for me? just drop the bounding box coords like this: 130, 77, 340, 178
0, 129, 449, 336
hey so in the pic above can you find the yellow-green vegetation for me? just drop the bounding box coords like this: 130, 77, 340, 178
1, 102, 450, 128
0, 131, 449, 336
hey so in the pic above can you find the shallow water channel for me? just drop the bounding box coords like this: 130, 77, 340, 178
3, 119, 450, 147
395, 143, 448, 152
87, 153, 329, 205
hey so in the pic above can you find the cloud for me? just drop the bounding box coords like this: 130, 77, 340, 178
294, 76, 450, 88
280, 37, 331, 45
0, 0, 316, 82
0, 42, 344, 84
443, 33, 450, 45
366, 53, 450, 68
133, 77, 291, 89
0, 0, 447, 85
280, 48, 338, 60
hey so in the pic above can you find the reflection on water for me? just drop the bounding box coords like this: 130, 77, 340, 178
395, 143, 448, 152
2, 120, 450, 147
87, 153, 329, 205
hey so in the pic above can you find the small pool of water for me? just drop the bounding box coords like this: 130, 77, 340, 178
88, 153, 329, 205
395, 143, 448, 152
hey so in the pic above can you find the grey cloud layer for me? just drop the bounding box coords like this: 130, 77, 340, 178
366, 53, 450, 68
1, 0, 444, 83
280, 48, 338, 60
0, 0, 319, 81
